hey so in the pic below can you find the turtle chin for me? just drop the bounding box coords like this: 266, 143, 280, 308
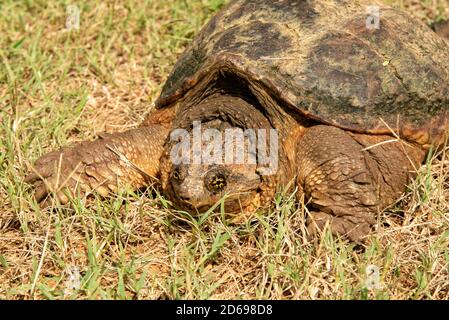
177, 191, 259, 215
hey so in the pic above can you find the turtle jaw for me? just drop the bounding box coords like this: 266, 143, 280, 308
174, 190, 261, 215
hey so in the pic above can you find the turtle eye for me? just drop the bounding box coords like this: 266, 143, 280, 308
171, 168, 182, 181
207, 173, 227, 193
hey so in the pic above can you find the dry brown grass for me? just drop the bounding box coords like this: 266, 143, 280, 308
0, 0, 448, 299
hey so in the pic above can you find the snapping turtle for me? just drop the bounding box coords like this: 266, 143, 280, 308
26, 0, 449, 241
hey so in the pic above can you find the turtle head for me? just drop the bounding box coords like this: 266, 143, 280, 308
166, 120, 262, 212
160, 94, 280, 213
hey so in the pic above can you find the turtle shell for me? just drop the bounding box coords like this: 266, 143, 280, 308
155, 0, 449, 146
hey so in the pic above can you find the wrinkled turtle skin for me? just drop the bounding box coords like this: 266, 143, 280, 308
26, 0, 449, 242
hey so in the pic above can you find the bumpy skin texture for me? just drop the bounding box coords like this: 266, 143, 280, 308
297, 125, 425, 241
25, 126, 169, 204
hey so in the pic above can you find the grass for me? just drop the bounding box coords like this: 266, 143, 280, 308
0, 0, 448, 300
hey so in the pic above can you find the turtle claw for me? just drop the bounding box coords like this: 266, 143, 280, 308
25, 147, 83, 205
306, 211, 371, 243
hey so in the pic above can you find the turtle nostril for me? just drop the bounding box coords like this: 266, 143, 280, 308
180, 196, 191, 202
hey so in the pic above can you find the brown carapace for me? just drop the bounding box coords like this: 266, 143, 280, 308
26, 0, 449, 241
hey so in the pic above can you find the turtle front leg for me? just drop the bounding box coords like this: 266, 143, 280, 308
25, 125, 170, 204
296, 125, 425, 242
